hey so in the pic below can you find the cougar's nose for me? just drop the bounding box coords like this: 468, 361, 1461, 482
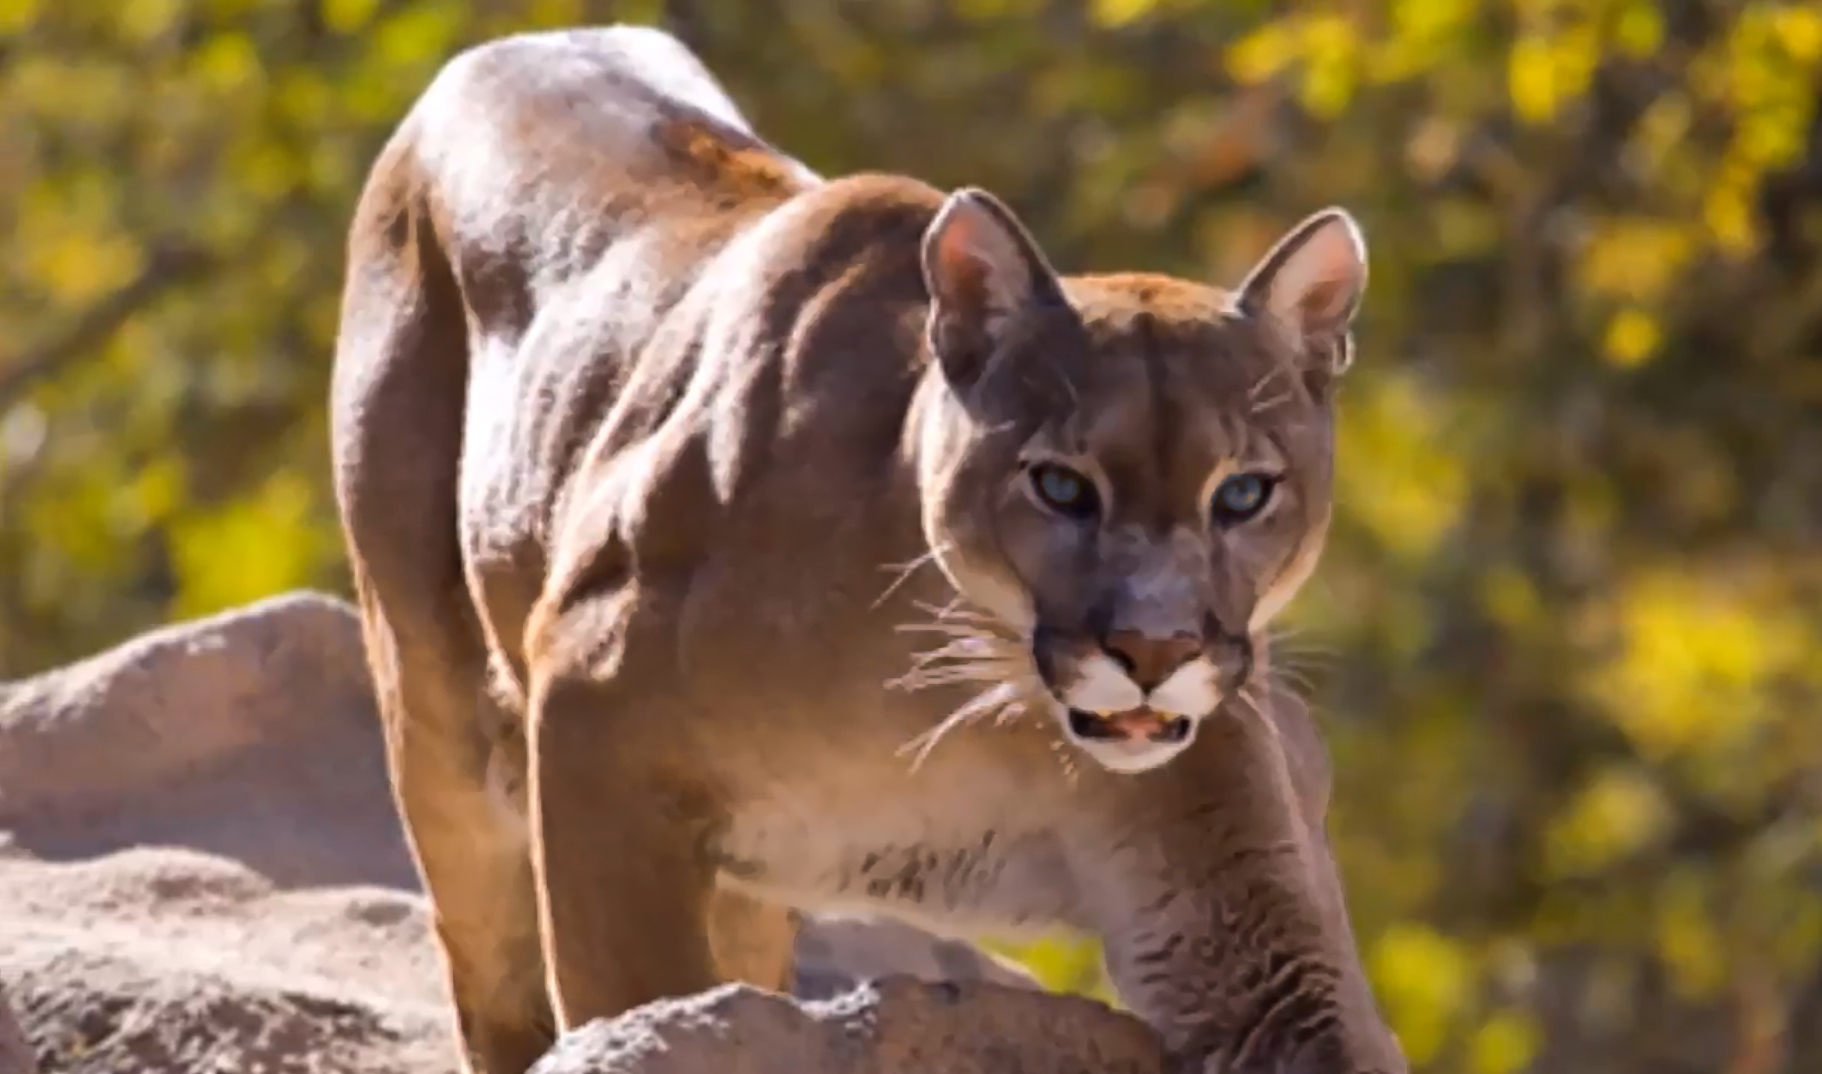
1101, 630, 1202, 692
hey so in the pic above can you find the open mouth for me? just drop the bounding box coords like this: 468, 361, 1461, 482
1067, 708, 1194, 744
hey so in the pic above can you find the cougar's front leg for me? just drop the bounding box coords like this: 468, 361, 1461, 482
525, 620, 723, 1027
1079, 715, 1406, 1074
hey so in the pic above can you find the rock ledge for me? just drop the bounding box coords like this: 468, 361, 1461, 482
531, 977, 1169, 1074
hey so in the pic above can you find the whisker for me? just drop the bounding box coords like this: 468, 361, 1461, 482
896, 618, 1004, 638
872, 544, 947, 610
897, 681, 1023, 771
1250, 390, 1294, 415
1273, 649, 1340, 668
1270, 633, 1341, 655
1233, 680, 1286, 749
885, 590, 1043, 768
904, 597, 982, 624
1271, 653, 1338, 684
1247, 366, 1290, 401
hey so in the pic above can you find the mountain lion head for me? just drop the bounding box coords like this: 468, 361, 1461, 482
908, 190, 1367, 775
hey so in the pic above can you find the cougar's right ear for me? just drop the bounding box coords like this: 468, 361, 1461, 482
921, 188, 1065, 391
1235, 207, 1368, 394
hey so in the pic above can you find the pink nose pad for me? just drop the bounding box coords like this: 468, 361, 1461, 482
1100, 630, 1201, 691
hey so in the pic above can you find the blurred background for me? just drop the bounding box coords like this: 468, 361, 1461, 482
3, 1, 1820, 1071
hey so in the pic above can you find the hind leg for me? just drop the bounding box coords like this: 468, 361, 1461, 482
332, 190, 553, 1071
352, 570, 554, 1074
341, 463, 554, 1074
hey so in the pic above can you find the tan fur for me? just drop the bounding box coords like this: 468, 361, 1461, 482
330, 25, 1405, 1074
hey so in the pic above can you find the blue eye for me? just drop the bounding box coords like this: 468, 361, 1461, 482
1211, 472, 1276, 525
1030, 463, 1099, 519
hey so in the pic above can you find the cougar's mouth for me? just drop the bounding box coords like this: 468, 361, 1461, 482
1066, 707, 1194, 744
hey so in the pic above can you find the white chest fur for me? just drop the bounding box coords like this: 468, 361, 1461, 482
714, 780, 1090, 940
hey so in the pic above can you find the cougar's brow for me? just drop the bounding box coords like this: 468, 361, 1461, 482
1134, 311, 1186, 531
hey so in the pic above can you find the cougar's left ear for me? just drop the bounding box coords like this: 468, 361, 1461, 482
1236, 208, 1368, 389
921, 187, 1067, 392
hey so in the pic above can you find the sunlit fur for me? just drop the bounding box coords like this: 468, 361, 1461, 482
331, 25, 1399, 1074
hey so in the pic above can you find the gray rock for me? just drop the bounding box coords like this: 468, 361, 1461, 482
530, 978, 1167, 1074
3, 945, 443, 1074
0, 591, 1148, 1074
0, 848, 451, 1074
790, 912, 1042, 999
0, 981, 36, 1074
0, 591, 415, 889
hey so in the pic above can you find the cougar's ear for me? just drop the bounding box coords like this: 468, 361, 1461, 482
921, 187, 1066, 391
1236, 207, 1368, 390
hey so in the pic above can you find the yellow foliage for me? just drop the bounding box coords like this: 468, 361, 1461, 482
1088, 0, 1156, 30
28, 462, 138, 582
0, 0, 40, 34
1629, 93, 1694, 181
1225, 23, 1298, 85
523, 0, 587, 30
1702, 176, 1758, 255
123, 454, 187, 532
1467, 1009, 1543, 1074
1481, 564, 1544, 630
1655, 872, 1727, 1001
1578, 219, 1694, 304
1507, 31, 1592, 125
119, 0, 181, 43
192, 32, 265, 95
1773, 5, 1822, 63
1374, 0, 1476, 82
168, 468, 338, 620
1224, 12, 1362, 116
15, 172, 144, 303
1333, 373, 1467, 563
373, 4, 465, 69
1506, 35, 1553, 124
1602, 308, 1662, 369
1613, 1, 1666, 58
1428, 197, 1502, 256
1583, 568, 1806, 763
1542, 766, 1671, 878
1297, 14, 1360, 119
1369, 922, 1474, 1066
983, 935, 1111, 1001
322, 0, 383, 36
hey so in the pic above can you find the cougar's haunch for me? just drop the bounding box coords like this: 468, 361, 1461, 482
330, 24, 1405, 1074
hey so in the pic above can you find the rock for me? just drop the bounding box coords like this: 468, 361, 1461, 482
0, 591, 1144, 1074
530, 978, 1167, 1074
0, 981, 36, 1074
0, 848, 451, 1074
0, 592, 416, 889
790, 912, 1042, 999
4, 946, 444, 1074
0, 590, 369, 809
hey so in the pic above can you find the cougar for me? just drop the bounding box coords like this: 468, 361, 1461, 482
330, 24, 1404, 1074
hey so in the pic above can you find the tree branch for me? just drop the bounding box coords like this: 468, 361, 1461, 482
0, 242, 215, 411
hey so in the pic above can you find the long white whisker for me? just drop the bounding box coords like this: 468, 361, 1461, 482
1250, 390, 1294, 415
897, 682, 1023, 771
887, 592, 1040, 768
872, 544, 948, 610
